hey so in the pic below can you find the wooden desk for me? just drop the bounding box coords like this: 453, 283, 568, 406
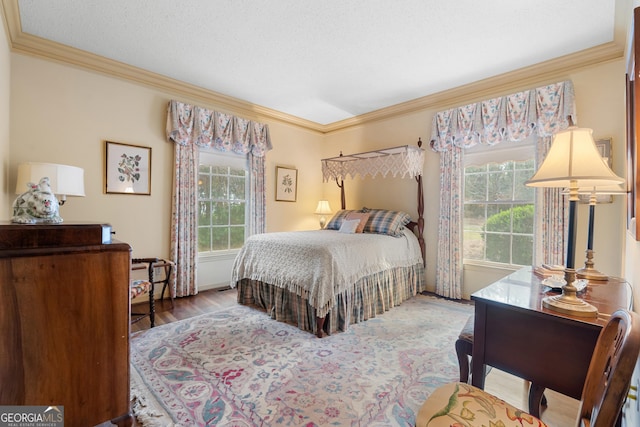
470, 267, 632, 416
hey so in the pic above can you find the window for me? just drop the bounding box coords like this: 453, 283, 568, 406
463, 146, 535, 266
198, 152, 248, 254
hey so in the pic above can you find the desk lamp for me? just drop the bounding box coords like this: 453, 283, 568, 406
525, 126, 624, 317
574, 184, 626, 281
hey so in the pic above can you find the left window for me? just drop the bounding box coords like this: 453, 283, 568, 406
198, 151, 248, 254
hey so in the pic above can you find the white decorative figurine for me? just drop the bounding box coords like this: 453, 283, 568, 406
12, 177, 63, 224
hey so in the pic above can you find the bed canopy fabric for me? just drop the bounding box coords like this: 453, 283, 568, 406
321, 142, 426, 213
321, 145, 425, 182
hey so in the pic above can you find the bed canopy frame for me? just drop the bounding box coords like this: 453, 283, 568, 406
321, 138, 426, 265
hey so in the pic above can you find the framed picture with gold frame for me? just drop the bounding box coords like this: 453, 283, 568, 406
275, 166, 297, 202
105, 141, 151, 195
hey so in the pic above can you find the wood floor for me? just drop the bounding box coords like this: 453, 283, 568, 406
130, 288, 579, 425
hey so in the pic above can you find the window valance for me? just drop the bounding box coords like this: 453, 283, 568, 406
166, 100, 272, 157
430, 80, 576, 152
321, 145, 425, 182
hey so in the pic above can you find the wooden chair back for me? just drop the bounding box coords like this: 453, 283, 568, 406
577, 309, 640, 427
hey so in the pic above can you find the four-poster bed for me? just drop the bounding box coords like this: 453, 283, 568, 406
231, 139, 426, 337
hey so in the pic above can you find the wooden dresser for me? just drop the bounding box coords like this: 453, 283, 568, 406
0, 223, 133, 427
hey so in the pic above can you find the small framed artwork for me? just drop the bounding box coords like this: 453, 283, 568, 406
595, 138, 612, 165
275, 166, 297, 202
105, 141, 151, 195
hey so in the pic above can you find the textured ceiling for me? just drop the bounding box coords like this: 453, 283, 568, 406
14, 0, 620, 125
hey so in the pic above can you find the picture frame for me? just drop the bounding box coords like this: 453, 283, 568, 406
105, 141, 151, 195
275, 166, 297, 202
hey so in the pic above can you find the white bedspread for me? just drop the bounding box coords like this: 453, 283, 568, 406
231, 228, 423, 316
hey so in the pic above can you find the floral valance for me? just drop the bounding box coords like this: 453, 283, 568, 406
430, 80, 576, 152
166, 100, 272, 157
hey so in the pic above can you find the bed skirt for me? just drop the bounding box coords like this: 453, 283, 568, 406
235, 263, 426, 336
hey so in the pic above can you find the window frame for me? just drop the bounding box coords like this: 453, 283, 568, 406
197, 150, 249, 258
462, 143, 536, 268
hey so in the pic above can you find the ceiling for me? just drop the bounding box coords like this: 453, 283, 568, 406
3, 0, 631, 128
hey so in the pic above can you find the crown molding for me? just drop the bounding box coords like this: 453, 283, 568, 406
2, 0, 626, 135
324, 42, 624, 133
2, 0, 325, 133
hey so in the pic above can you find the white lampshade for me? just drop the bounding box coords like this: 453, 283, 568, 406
314, 200, 333, 215
16, 162, 85, 202
314, 200, 332, 229
525, 127, 624, 189
525, 126, 625, 318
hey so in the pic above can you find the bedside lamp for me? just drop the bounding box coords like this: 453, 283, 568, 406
525, 126, 624, 317
314, 200, 332, 229
16, 162, 85, 205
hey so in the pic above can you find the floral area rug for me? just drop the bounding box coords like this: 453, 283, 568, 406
130, 294, 473, 426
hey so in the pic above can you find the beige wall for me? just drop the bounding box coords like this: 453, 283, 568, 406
5, 46, 631, 300
0, 9, 10, 220
9, 53, 323, 267
324, 60, 629, 298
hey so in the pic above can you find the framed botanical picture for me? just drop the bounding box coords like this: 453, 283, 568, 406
275, 166, 297, 202
105, 141, 151, 195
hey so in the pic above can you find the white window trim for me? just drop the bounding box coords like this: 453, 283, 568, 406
464, 141, 535, 167
463, 143, 536, 267
198, 149, 249, 255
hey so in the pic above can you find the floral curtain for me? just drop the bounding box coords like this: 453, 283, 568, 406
430, 81, 575, 299
166, 100, 273, 297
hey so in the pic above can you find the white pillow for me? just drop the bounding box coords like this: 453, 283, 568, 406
338, 219, 361, 234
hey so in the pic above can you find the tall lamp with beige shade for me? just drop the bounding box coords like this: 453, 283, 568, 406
525, 126, 624, 317
574, 184, 627, 281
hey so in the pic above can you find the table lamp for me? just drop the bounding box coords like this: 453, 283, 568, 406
314, 200, 332, 229
525, 126, 624, 317
16, 162, 85, 205
574, 184, 626, 281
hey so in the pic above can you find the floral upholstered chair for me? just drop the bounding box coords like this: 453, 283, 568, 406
415, 309, 640, 427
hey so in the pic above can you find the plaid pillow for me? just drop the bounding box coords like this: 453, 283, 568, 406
360, 208, 411, 237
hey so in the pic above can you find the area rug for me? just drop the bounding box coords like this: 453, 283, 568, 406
130, 295, 473, 426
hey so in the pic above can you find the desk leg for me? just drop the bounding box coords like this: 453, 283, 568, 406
528, 383, 547, 418
471, 303, 487, 389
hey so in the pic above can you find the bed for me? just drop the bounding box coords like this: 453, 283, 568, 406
232, 142, 426, 337
231, 208, 426, 337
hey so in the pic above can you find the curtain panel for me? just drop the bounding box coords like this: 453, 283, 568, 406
166, 100, 273, 297
429, 81, 576, 299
